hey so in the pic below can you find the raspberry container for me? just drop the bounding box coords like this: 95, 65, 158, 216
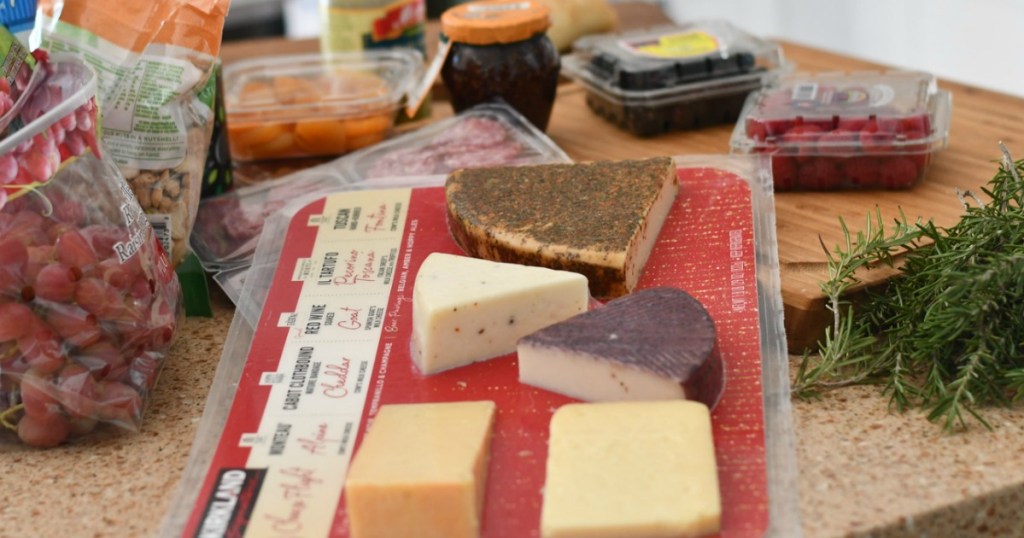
223, 50, 423, 162
729, 71, 952, 191
561, 20, 787, 136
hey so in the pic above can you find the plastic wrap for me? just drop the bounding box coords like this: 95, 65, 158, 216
190, 102, 572, 274
730, 70, 952, 190
32, 0, 231, 266
0, 58, 184, 448
161, 155, 800, 536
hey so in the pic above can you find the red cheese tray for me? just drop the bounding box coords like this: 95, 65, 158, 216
160, 155, 800, 537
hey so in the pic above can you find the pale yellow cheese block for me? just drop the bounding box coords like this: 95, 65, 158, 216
345, 400, 497, 538
541, 400, 721, 538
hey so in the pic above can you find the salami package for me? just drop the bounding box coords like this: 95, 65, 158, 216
30, 0, 231, 267
0, 57, 183, 447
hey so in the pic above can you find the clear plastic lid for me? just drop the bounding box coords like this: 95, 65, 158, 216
223, 50, 423, 123
340, 102, 572, 181
730, 71, 952, 157
564, 20, 785, 99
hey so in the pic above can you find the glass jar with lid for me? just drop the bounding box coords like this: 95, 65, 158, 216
439, 0, 560, 132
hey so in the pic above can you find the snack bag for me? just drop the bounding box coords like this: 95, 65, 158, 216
0, 57, 183, 447
0, 24, 43, 133
30, 0, 231, 266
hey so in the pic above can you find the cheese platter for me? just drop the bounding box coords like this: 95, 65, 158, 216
161, 155, 799, 537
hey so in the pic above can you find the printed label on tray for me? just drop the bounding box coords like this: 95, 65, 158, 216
621, 30, 721, 59
183, 173, 770, 537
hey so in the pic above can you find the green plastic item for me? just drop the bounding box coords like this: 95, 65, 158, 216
177, 252, 213, 317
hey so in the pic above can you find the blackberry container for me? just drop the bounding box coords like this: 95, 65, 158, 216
561, 20, 786, 136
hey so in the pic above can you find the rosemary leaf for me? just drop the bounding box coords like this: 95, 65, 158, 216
795, 146, 1024, 431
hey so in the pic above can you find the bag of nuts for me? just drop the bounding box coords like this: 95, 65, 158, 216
30, 0, 231, 267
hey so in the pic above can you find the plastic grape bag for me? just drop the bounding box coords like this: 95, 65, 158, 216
0, 56, 183, 448
29, 0, 231, 267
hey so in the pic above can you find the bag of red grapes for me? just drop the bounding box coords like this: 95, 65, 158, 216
0, 55, 184, 448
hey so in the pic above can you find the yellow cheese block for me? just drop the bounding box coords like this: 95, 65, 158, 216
541, 400, 721, 538
345, 400, 497, 538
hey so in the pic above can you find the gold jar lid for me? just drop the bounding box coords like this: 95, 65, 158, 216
441, 0, 551, 46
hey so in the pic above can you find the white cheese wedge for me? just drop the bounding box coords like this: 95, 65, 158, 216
411, 252, 589, 375
345, 400, 497, 538
541, 400, 721, 538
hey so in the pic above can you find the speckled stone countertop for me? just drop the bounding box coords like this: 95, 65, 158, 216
3, 289, 1024, 538
4, 5, 1024, 533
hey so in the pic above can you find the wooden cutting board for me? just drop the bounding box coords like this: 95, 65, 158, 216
544, 43, 1023, 351
221, 15, 1024, 352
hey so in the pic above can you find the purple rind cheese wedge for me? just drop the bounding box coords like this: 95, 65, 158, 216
517, 286, 725, 409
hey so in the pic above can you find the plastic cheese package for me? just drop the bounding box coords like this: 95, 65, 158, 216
339, 102, 572, 182
31, 0, 231, 267
0, 57, 183, 448
190, 102, 572, 275
160, 155, 800, 537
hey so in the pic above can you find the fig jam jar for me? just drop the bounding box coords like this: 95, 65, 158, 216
439, 0, 560, 131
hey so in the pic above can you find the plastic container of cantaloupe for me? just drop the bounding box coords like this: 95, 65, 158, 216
162, 155, 801, 537
223, 50, 423, 162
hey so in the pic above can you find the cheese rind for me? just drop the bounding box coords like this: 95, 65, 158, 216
411, 252, 589, 375
518, 287, 724, 408
345, 401, 497, 538
445, 157, 678, 299
541, 400, 721, 538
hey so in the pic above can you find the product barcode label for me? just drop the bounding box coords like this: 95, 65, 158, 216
148, 214, 173, 258
791, 82, 818, 102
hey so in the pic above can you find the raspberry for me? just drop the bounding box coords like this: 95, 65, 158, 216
816, 129, 858, 155
771, 156, 798, 191
843, 157, 882, 188
745, 118, 768, 141
797, 158, 842, 190
879, 157, 920, 189
859, 118, 896, 154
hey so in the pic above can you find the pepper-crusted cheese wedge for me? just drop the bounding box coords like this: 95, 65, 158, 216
541, 400, 721, 538
345, 401, 497, 538
411, 252, 589, 375
445, 157, 678, 299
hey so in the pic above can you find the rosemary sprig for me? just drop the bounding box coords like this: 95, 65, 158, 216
795, 145, 1024, 431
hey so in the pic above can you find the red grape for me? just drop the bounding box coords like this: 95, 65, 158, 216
57, 362, 98, 418
94, 381, 143, 427
0, 302, 33, 342
20, 370, 62, 420
17, 322, 64, 375
72, 341, 125, 379
45, 303, 101, 348
34, 263, 81, 302
75, 278, 123, 319
17, 412, 71, 447
54, 229, 98, 270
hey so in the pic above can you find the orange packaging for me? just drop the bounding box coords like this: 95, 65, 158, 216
32, 0, 231, 267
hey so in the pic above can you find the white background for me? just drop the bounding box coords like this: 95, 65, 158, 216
232, 0, 1024, 98
660, 0, 1024, 98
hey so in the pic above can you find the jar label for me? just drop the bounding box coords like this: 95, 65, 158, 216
621, 30, 721, 59
321, 0, 426, 54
